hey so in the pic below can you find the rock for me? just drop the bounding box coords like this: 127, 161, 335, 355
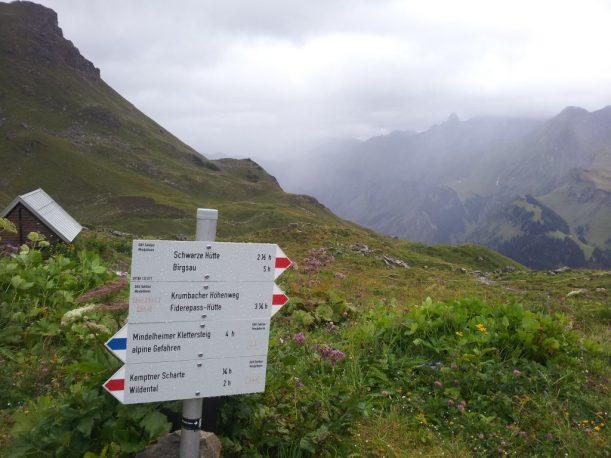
595, 288, 606, 293
554, 266, 571, 273
349, 243, 370, 254
136, 430, 221, 458
503, 265, 517, 273
20, 122, 28, 129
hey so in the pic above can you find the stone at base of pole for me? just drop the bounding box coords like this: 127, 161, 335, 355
136, 430, 221, 458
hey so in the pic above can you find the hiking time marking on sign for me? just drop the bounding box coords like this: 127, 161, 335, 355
128, 281, 288, 323
105, 319, 271, 364
131, 241, 292, 282
103, 355, 267, 404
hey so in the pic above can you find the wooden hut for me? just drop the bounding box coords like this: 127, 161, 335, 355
0, 188, 82, 245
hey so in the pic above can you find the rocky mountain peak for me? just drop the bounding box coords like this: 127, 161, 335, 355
1, 1, 100, 79
446, 112, 460, 124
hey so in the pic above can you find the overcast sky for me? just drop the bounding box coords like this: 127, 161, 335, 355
37, 0, 611, 159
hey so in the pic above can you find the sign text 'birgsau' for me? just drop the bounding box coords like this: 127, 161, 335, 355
103, 237, 292, 404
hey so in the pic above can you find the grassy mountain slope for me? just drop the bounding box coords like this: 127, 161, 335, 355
0, 1, 343, 237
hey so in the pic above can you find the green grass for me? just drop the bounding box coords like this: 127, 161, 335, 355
0, 225, 609, 456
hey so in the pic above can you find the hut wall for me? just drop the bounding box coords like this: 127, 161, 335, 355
2, 203, 61, 246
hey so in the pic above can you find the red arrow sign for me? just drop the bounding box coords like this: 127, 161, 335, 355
272, 292, 289, 306
274, 246, 292, 279
272, 284, 289, 316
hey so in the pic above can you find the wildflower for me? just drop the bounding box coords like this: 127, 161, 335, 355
447, 399, 455, 407
335, 272, 346, 280
316, 344, 332, 358
327, 321, 338, 332
330, 349, 346, 365
293, 332, 305, 344
455, 331, 463, 337
294, 377, 304, 388
475, 323, 488, 334
546, 432, 554, 441
381, 390, 390, 397
450, 361, 458, 369
518, 431, 528, 438
513, 369, 522, 377
457, 400, 466, 413
434, 380, 443, 388
61, 304, 98, 326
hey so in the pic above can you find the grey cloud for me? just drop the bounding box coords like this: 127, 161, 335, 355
37, 0, 611, 159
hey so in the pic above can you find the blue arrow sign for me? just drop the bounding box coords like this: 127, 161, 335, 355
104, 325, 127, 363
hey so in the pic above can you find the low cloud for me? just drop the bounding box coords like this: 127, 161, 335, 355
40, 0, 611, 158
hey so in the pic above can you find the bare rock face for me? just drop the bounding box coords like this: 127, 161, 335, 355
136, 430, 222, 458
0, 1, 100, 79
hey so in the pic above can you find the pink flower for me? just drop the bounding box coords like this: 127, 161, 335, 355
293, 332, 305, 344
513, 369, 522, 377
434, 380, 443, 388
545, 432, 553, 441
447, 399, 455, 406
450, 362, 458, 369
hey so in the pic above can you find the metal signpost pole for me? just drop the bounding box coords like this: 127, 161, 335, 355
179, 208, 218, 458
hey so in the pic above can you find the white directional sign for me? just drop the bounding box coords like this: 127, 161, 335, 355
129, 281, 288, 323
131, 240, 291, 282
104, 355, 267, 404
104, 234, 292, 404
105, 319, 271, 364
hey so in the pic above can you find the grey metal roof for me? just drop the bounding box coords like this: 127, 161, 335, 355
0, 188, 83, 243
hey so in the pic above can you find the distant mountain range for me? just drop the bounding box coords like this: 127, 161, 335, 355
0, 1, 343, 238
277, 107, 611, 268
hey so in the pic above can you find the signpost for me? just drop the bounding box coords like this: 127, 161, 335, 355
102, 208, 292, 457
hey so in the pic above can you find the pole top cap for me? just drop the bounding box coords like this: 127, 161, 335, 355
196, 208, 218, 220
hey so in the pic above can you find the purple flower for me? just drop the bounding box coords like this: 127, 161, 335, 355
545, 432, 553, 441
450, 361, 458, 369
447, 399, 455, 407
316, 344, 346, 365
293, 332, 305, 344
316, 344, 332, 358
330, 349, 346, 365
457, 401, 466, 413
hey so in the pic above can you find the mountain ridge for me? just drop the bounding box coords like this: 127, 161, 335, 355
0, 0, 346, 238
277, 105, 611, 268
